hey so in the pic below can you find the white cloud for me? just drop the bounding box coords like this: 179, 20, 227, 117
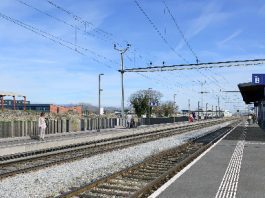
217, 30, 242, 47
175, 1, 230, 51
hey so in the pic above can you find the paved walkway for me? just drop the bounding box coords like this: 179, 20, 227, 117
151, 123, 265, 198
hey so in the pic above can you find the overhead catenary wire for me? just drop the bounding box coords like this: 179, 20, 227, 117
12, 1, 191, 100
128, 57, 224, 101
124, 57, 263, 103
0, 11, 118, 70
125, 57, 197, 98
41, 0, 142, 66
161, 0, 233, 92
127, 2, 195, 85
0, 10, 170, 102
47, 0, 240, 108
30, 0, 205, 99
46, 0, 112, 38
15, 0, 124, 68
16, 0, 113, 43
123, 59, 265, 72
46, 0, 133, 49
44, 0, 236, 96
162, 0, 198, 63
18, 0, 131, 51
134, 0, 188, 63
0, 12, 83, 55
10, 1, 237, 108
0, 4, 220, 112
134, 0, 229, 94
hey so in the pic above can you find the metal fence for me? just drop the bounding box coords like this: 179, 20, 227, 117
140, 116, 188, 125
0, 116, 194, 138
0, 118, 125, 138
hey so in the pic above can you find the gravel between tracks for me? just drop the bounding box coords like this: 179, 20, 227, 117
0, 121, 233, 198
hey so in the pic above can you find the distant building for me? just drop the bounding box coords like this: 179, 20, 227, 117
51, 105, 82, 115
4, 99, 30, 107
0, 92, 82, 114
0, 92, 27, 111
3, 99, 82, 115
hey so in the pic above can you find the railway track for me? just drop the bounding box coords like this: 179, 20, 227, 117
0, 118, 235, 180
57, 120, 240, 198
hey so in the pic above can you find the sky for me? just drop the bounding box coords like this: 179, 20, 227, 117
0, 0, 265, 112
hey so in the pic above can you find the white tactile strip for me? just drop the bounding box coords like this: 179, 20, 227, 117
215, 125, 247, 198
149, 121, 240, 198
245, 142, 265, 145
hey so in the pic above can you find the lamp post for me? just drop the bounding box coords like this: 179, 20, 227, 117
173, 94, 176, 123
114, 44, 131, 121
97, 73, 104, 132
148, 88, 152, 125
188, 99, 191, 112
217, 96, 220, 117
216, 106, 218, 118
212, 105, 214, 118
198, 101, 200, 120
198, 80, 207, 113
206, 103, 208, 119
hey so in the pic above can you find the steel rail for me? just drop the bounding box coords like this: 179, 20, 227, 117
0, 119, 233, 180
0, 119, 228, 164
56, 120, 240, 198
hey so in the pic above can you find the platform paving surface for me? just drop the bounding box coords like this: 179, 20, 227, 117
156, 123, 265, 198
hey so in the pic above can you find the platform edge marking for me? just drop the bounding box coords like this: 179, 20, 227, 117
215, 125, 247, 198
149, 122, 240, 198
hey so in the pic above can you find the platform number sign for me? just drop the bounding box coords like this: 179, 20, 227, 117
252, 74, 265, 85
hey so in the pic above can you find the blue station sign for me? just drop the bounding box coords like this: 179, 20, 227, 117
252, 74, 265, 85
149, 102, 159, 107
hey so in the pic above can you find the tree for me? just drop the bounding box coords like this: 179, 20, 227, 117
161, 101, 178, 117
129, 89, 163, 117
152, 105, 163, 117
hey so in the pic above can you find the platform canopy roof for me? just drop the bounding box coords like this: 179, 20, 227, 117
238, 82, 265, 104
0, 91, 25, 97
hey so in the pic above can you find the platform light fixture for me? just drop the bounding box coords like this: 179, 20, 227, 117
97, 73, 104, 132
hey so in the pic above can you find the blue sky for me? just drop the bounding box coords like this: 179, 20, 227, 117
0, 0, 264, 112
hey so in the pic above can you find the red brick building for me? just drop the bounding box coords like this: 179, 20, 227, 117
50, 105, 82, 115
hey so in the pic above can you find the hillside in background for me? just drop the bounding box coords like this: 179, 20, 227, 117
62, 103, 121, 113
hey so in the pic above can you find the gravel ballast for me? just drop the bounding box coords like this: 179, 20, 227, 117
0, 121, 233, 197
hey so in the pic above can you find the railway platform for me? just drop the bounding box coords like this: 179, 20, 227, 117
151, 123, 265, 198
0, 120, 196, 156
